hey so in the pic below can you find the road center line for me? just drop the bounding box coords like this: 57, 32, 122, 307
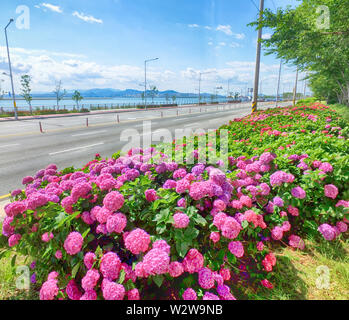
49, 142, 104, 156
184, 123, 200, 127
72, 130, 107, 137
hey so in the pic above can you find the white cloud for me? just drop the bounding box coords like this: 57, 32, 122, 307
233, 33, 245, 40
230, 42, 241, 48
219, 42, 226, 47
262, 33, 272, 40
72, 11, 103, 24
208, 41, 213, 46
40, 3, 63, 13
188, 24, 199, 28
216, 25, 233, 36
204, 26, 212, 30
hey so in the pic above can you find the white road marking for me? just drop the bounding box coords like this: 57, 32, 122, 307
49, 142, 104, 156
72, 130, 107, 137
0, 144, 20, 148
184, 123, 200, 127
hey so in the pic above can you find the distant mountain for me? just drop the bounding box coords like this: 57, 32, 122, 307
30, 88, 225, 99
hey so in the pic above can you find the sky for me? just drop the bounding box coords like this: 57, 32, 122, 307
0, 0, 307, 96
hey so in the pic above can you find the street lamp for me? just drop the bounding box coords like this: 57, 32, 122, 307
144, 58, 159, 110
198, 71, 216, 105
5, 19, 18, 120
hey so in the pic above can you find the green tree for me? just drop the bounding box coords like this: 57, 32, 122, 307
165, 93, 169, 104
53, 81, 67, 110
149, 86, 158, 104
20, 75, 33, 114
172, 95, 176, 104
72, 90, 83, 109
250, 0, 349, 105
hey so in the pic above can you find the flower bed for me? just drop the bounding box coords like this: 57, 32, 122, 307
0, 103, 348, 300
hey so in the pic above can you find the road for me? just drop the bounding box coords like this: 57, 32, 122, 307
0, 102, 284, 196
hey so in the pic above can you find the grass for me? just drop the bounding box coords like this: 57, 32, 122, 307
239, 236, 349, 300
330, 103, 349, 122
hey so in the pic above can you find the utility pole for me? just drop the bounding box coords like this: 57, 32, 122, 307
144, 58, 159, 110
275, 60, 282, 107
5, 19, 18, 120
252, 0, 264, 113
292, 68, 299, 107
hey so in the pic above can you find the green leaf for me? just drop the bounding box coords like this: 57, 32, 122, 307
153, 275, 164, 288
71, 262, 81, 279
118, 269, 126, 284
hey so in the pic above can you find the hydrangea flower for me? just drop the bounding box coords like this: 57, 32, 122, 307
124, 228, 151, 255
100, 252, 121, 280
173, 213, 190, 229
228, 241, 244, 258
64, 232, 83, 255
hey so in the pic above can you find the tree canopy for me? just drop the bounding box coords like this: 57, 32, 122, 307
250, 0, 349, 105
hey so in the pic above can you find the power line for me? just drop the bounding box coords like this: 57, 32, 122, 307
250, 0, 259, 11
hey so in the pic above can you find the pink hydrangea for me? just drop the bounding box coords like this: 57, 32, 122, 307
95, 207, 113, 224
291, 186, 306, 199
42, 232, 54, 243
198, 268, 215, 289
257, 241, 264, 251
324, 184, 339, 199
173, 213, 190, 229
182, 249, 204, 274
210, 232, 220, 243
102, 281, 125, 300
182, 288, 197, 300
209, 168, 226, 186
55, 250, 62, 259
177, 198, 186, 208
281, 221, 291, 232
261, 279, 274, 289
288, 206, 299, 216
228, 241, 244, 258
145, 189, 158, 202
319, 162, 333, 173
127, 288, 140, 300
142, 249, 170, 276
81, 269, 100, 291
5, 201, 27, 217
168, 262, 184, 278
103, 191, 124, 212
271, 226, 284, 241
106, 213, 127, 234
219, 268, 231, 281
289, 235, 305, 250
80, 290, 97, 300
336, 221, 348, 233
213, 212, 227, 230
221, 217, 241, 239
152, 240, 171, 254
318, 224, 336, 241
39, 279, 59, 300
71, 182, 92, 202
100, 252, 121, 280
64, 232, 83, 255
66, 279, 82, 300
8, 234, 22, 247
124, 228, 151, 255
176, 179, 191, 194
203, 292, 220, 300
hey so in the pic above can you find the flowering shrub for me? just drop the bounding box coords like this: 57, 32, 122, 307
0, 103, 348, 300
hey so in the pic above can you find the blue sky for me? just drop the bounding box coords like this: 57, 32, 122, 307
0, 0, 305, 95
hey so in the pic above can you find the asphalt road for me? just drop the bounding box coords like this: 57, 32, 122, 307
0, 102, 284, 196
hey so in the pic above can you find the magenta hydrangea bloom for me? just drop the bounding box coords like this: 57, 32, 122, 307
273, 196, 284, 207
318, 224, 336, 241
182, 288, 197, 300
176, 179, 191, 194
5, 201, 27, 217
221, 217, 241, 239
288, 205, 299, 216
210, 232, 220, 243
324, 184, 339, 199
336, 221, 348, 233
80, 290, 97, 300
203, 292, 220, 300
288, 235, 305, 250
39, 279, 59, 300
177, 198, 187, 208
124, 228, 151, 255
63, 232, 83, 256
100, 252, 121, 280
127, 288, 140, 300
145, 189, 158, 202
66, 279, 83, 300
291, 186, 306, 199
22, 176, 34, 185
142, 248, 170, 276
103, 191, 124, 212
271, 226, 284, 241
168, 262, 184, 278
106, 213, 127, 234
55, 250, 62, 259
198, 268, 215, 289
81, 269, 100, 291
173, 213, 190, 229
152, 240, 171, 254
228, 241, 244, 258
8, 234, 22, 247
102, 281, 125, 300
182, 249, 204, 274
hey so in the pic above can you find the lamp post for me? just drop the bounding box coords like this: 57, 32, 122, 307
144, 58, 159, 110
5, 19, 18, 120
198, 71, 216, 105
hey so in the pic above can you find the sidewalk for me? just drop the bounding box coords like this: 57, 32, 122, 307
0, 103, 233, 122
0, 199, 10, 223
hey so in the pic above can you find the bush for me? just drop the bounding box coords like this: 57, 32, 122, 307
0, 103, 348, 300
